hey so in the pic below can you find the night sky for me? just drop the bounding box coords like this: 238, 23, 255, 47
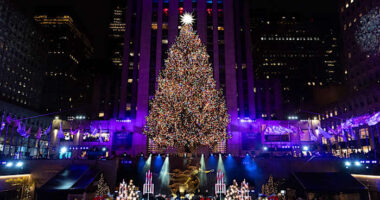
13, 0, 338, 60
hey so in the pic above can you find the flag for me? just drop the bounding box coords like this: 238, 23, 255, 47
341, 130, 347, 142
90, 125, 98, 136
57, 122, 65, 139
17, 122, 23, 133
25, 127, 31, 138
367, 112, 380, 126
44, 124, 52, 135
308, 122, 318, 141
6, 115, 12, 124
318, 126, 332, 139
36, 127, 42, 139
0, 112, 5, 131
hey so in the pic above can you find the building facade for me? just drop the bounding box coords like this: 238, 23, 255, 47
319, 0, 380, 158
0, 0, 47, 110
90, 0, 258, 154
34, 15, 95, 116
251, 14, 342, 120
0, 0, 52, 157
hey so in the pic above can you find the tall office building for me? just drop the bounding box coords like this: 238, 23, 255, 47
109, 0, 127, 69
0, 0, 47, 110
0, 0, 53, 157
34, 15, 95, 116
318, 0, 380, 157
251, 14, 342, 120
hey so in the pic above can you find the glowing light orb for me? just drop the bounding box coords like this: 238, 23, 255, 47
181, 13, 194, 25
355, 7, 380, 54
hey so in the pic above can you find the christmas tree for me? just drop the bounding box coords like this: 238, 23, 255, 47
225, 180, 240, 200
144, 13, 230, 149
261, 175, 278, 196
116, 180, 139, 200
95, 174, 110, 198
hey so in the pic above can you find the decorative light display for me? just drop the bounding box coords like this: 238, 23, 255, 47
116, 180, 139, 200
261, 175, 278, 196
215, 170, 226, 200
355, 7, 380, 54
95, 173, 110, 199
225, 180, 240, 200
263, 125, 295, 135
144, 16, 230, 149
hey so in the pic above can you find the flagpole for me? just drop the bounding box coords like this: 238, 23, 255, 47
47, 132, 51, 159
2, 124, 9, 155
8, 124, 14, 158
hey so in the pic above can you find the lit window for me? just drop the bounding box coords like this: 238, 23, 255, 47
162, 39, 168, 44
98, 112, 104, 118
345, 3, 349, 8
151, 23, 157, 30
128, 79, 133, 83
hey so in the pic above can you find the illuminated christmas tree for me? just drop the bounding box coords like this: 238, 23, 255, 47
95, 174, 110, 198
144, 13, 230, 150
261, 175, 278, 196
116, 180, 139, 200
225, 180, 240, 200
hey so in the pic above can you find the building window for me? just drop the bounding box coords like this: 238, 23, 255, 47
98, 112, 104, 118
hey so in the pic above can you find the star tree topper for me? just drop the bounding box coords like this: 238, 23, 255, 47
181, 12, 194, 25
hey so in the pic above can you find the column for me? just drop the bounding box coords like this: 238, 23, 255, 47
119, 0, 134, 118
243, 0, 256, 118
224, 0, 239, 155
212, 0, 219, 88
197, 0, 207, 43
184, 0, 192, 13
155, 0, 163, 89
168, 0, 179, 45
135, 0, 153, 155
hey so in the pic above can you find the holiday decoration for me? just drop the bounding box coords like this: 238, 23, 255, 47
355, 7, 380, 54
143, 170, 154, 199
240, 179, 251, 200
116, 180, 139, 200
225, 180, 240, 200
261, 175, 278, 196
215, 170, 226, 200
95, 174, 110, 199
144, 13, 230, 149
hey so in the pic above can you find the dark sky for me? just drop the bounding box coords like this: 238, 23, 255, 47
13, 0, 338, 60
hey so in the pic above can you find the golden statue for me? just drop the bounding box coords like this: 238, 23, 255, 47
169, 163, 214, 196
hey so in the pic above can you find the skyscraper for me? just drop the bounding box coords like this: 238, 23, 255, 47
251, 14, 342, 120
0, 0, 47, 110
34, 15, 94, 116
109, 0, 127, 69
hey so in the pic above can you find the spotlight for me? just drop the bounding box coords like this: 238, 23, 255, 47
344, 161, 351, 167
354, 161, 361, 166
302, 146, 309, 151
263, 146, 268, 151
246, 153, 249, 156
16, 162, 23, 167
228, 154, 231, 156
211, 153, 213, 157
102, 147, 107, 152
60, 147, 67, 154
141, 153, 144, 157
5, 162, 13, 167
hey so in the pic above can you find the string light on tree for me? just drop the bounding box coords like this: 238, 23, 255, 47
225, 180, 240, 200
355, 7, 380, 54
95, 173, 110, 199
144, 10, 230, 150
